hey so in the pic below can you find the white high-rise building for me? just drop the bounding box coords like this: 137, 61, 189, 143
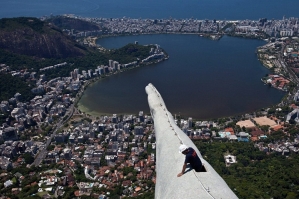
113, 61, 119, 70
88, 69, 92, 78
188, 117, 193, 128
109, 60, 114, 68
73, 68, 79, 80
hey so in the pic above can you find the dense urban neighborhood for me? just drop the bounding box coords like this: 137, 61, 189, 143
2, 15, 299, 198
52, 15, 299, 40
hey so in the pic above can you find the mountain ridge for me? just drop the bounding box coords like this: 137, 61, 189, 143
0, 17, 88, 59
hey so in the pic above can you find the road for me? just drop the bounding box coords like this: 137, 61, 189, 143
31, 79, 88, 167
276, 43, 299, 107
279, 44, 299, 84
31, 104, 75, 167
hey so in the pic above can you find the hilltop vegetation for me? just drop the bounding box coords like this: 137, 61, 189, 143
195, 141, 299, 199
0, 17, 156, 72
0, 73, 34, 102
0, 42, 155, 101
42, 43, 156, 79
108, 43, 155, 63
0, 42, 155, 74
0, 17, 45, 32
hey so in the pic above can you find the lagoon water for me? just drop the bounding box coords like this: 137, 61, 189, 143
78, 34, 285, 119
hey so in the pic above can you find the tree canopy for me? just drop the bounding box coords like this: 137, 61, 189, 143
0, 73, 34, 102
195, 141, 299, 199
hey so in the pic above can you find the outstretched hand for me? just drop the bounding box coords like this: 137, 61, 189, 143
177, 172, 183, 177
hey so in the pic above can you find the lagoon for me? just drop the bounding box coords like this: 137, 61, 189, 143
78, 34, 285, 119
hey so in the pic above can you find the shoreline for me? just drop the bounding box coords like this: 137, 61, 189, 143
78, 34, 290, 120
76, 49, 169, 117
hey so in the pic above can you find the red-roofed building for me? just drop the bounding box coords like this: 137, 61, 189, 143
271, 125, 283, 131
122, 180, 132, 187
290, 104, 297, 109
135, 187, 141, 192
224, 127, 235, 135
74, 190, 80, 197
250, 128, 264, 141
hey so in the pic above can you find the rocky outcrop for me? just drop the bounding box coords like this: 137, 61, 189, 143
0, 17, 87, 59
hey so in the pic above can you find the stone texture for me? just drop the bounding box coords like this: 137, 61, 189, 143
146, 83, 239, 199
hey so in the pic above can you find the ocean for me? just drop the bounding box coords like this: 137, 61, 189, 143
1, 0, 299, 20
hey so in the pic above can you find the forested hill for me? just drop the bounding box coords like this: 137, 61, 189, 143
0, 17, 162, 102
0, 42, 159, 100
0, 17, 88, 59
45, 16, 101, 31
